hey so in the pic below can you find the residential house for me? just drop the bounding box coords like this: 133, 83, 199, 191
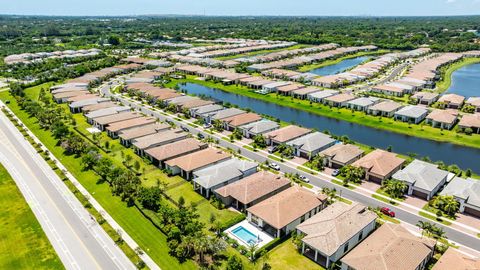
438, 94, 465, 109
247, 186, 328, 238
263, 125, 311, 146
205, 108, 245, 124
85, 106, 131, 124
440, 177, 480, 218
371, 84, 406, 96
425, 109, 459, 130
145, 138, 207, 168
106, 117, 156, 138
324, 93, 356, 107
411, 92, 440, 105
352, 149, 405, 184
262, 81, 291, 93
192, 158, 258, 198
132, 129, 188, 156
287, 132, 336, 159
347, 97, 381, 111
221, 113, 262, 131
367, 101, 403, 117
320, 144, 364, 169
394, 105, 429, 124
239, 119, 280, 139
432, 247, 480, 270
340, 223, 435, 270
93, 112, 143, 131
465, 97, 480, 113
392, 159, 449, 200
213, 171, 291, 211
118, 122, 170, 147
164, 148, 231, 180
81, 101, 118, 113
292, 87, 321, 99
296, 202, 377, 268
190, 104, 224, 118
69, 97, 109, 113
458, 113, 480, 134
307, 90, 339, 103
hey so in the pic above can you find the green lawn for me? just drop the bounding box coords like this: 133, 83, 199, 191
0, 164, 64, 270
418, 211, 453, 226
0, 87, 197, 270
263, 240, 323, 270
371, 194, 399, 206
167, 76, 480, 151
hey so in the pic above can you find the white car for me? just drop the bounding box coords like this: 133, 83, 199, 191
269, 162, 280, 171
299, 175, 310, 183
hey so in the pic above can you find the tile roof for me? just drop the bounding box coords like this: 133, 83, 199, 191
214, 171, 291, 205
426, 109, 458, 124
432, 247, 480, 270
247, 186, 327, 229
439, 94, 465, 105
82, 102, 118, 112
118, 122, 170, 141
325, 93, 356, 103
368, 101, 403, 113
320, 143, 364, 164
341, 223, 435, 270
221, 113, 262, 127
106, 117, 156, 133
297, 202, 377, 256
211, 108, 246, 120
239, 119, 280, 134
440, 177, 480, 208
132, 129, 187, 150
165, 147, 231, 172
466, 97, 480, 107
392, 160, 448, 192
264, 125, 311, 143
145, 138, 207, 162
94, 112, 142, 125
193, 159, 258, 189
458, 113, 480, 128
353, 149, 405, 177
394, 105, 428, 118
287, 132, 335, 152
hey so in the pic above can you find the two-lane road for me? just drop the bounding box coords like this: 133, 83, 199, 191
0, 109, 135, 270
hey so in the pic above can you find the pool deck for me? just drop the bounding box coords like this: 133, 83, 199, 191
224, 219, 274, 248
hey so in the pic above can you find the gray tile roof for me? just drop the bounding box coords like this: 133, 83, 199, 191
240, 119, 280, 134
347, 97, 381, 107
440, 177, 480, 208
287, 132, 335, 152
193, 159, 258, 189
85, 106, 130, 119
308, 90, 339, 100
392, 160, 448, 192
192, 104, 224, 115
211, 108, 246, 120
394, 105, 428, 118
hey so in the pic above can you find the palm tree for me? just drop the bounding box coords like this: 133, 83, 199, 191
322, 187, 337, 205
248, 242, 258, 262
383, 179, 407, 199
416, 221, 432, 237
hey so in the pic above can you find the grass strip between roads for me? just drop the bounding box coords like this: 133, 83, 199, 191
0, 163, 65, 270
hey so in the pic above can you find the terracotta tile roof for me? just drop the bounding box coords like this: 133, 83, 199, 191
325, 93, 356, 103
466, 97, 480, 107
412, 92, 439, 101
432, 247, 480, 270
264, 125, 311, 143
132, 129, 187, 150
368, 101, 403, 113
53, 90, 89, 99
67, 94, 99, 102
459, 113, 480, 129
247, 186, 327, 229
320, 143, 364, 164
94, 112, 142, 126
145, 138, 207, 162
342, 223, 435, 270
165, 147, 231, 172
426, 109, 458, 124
438, 94, 465, 105
105, 117, 156, 133
297, 202, 377, 256
214, 171, 291, 205
222, 113, 262, 127
82, 102, 117, 112
179, 99, 215, 109
352, 149, 405, 177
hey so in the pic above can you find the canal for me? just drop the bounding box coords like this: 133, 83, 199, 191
307, 56, 370, 76
446, 62, 480, 97
180, 82, 480, 173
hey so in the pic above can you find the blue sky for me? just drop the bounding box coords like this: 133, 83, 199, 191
1, 0, 480, 16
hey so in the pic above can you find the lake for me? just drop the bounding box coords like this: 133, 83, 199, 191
307, 56, 369, 76
445, 62, 480, 97
180, 82, 480, 173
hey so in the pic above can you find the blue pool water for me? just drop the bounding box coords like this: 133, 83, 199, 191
232, 226, 259, 244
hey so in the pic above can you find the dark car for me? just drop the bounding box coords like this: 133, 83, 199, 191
380, 207, 395, 217
181, 126, 189, 132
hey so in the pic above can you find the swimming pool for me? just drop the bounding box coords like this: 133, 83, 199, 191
231, 226, 260, 245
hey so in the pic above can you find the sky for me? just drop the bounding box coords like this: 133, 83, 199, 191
1, 0, 480, 16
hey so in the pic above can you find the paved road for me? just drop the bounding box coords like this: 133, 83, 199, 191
101, 81, 480, 253
0, 110, 135, 270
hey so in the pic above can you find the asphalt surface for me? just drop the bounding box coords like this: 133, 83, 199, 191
101, 81, 480, 253
0, 109, 135, 270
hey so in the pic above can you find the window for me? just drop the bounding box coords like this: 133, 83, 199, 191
343, 242, 349, 253
358, 231, 363, 241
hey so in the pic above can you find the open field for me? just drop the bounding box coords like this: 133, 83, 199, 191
0, 164, 64, 270
166, 76, 480, 150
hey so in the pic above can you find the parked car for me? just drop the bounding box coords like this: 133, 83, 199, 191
181, 126, 189, 132
204, 123, 212, 128
267, 145, 277, 154
380, 207, 395, 217
197, 133, 205, 139
332, 169, 340, 176
269, 162, 280, 171
299, 175, 310, 183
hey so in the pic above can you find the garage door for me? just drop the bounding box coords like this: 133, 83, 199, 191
412, 189, 429, 200
464, 207, 480, 218
368, 175, 383, 184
